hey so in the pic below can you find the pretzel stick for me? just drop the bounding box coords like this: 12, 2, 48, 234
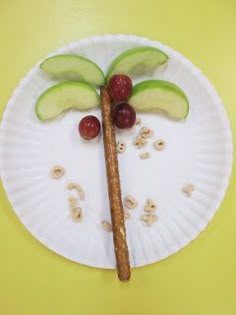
100, 86, 131, 282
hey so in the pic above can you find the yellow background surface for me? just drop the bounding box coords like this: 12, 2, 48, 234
0, 1, 235, 314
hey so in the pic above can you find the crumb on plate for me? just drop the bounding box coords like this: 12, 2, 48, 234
139, 152, 150, 160
124, 210, 132, 220
140, 213, 158, 227
182, 184, 195, 196
71, 207, 83, 222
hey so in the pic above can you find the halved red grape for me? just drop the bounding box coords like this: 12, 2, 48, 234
108, 74, 132, 102
79, 115, 101, 140
113, 103, 136, 129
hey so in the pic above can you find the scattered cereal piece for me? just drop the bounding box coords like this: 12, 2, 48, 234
101, 220, 113, 232
134, 135, 147, 149
68, 196, 76, 209
67, 183, 85, 200
140, 213, 158, 227
182, 184, 195, 197
117, 141, 126, 154
124, 195, 138, 209
135, 117, 142, 125
71, 207, 83, 222
50, 165, 65, 179
124, 210, 132, 220
144, 199, 157, 212
140, 127, 154, 139
139, 152, 150, 160
68, 196, 83, 222
153, 139, 166, 151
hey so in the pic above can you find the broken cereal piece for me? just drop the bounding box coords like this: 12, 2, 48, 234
124, 210, 132, 220
140, 213, 158, 227
101, 220, 113, 232
182, 184, 195, 197
68, 196, 76, 209
134, 135, 147, 149
140, 127, 154, 139
124, 195, 138, 209
71, 207, 83, 222
144, 199, 157, 212
139, 152, 150, 160
67, 183, 85, 200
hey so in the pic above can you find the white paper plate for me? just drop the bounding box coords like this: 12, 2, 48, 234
0, 35, 233, 268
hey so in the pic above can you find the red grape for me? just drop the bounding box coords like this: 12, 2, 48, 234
113, 103, 136, 129
79, 115, 101, 140
108, 74, 132, 102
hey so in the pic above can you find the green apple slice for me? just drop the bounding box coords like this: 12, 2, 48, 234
35, 81, 100, 121
129, 80, 189, 119
106, 46, 168, 80
40, 55, 105, 87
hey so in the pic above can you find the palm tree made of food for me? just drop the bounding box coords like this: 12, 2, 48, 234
35, 46, 189, 282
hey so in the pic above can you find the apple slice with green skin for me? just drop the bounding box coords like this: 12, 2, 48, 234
129, 80, 189, 119
40, 55, 105, 87
106, 46, 168, 81
35, 81, 100, 121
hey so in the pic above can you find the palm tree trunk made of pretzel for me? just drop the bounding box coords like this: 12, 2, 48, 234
100, 86, 131, 282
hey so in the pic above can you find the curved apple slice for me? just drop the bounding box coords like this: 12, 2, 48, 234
129, 80, 189, 119
106, 46, 168, 80
40, 55, 105, 87
35, 81, 100, 121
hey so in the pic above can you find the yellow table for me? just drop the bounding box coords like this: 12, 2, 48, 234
0, 1, 235, 314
